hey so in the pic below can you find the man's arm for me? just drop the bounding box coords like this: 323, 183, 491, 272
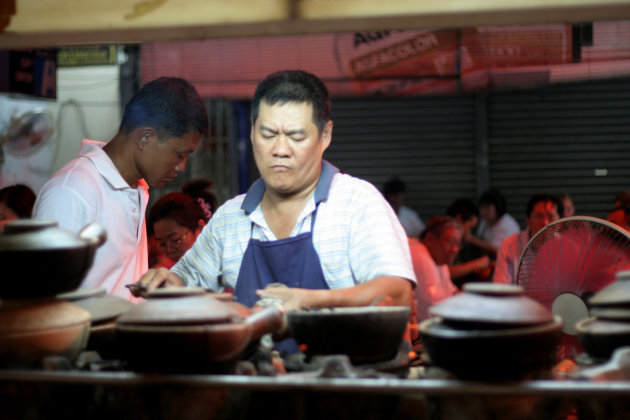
464, 232, 498, 256
448, 255, 491, 280
256, 276, 413, 310
492, 241, 512, 284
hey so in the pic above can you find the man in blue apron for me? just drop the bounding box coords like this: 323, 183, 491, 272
136, 70, 416, 348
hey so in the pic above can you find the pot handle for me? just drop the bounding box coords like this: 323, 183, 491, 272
78, 222, 107, 247
245, 304, 285, 343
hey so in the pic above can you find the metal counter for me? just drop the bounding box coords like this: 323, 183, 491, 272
1, 370, 630, 420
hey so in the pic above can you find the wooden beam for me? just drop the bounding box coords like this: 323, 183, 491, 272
1, 0, 630, 49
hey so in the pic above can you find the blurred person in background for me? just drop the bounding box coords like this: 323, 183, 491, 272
445, 198, 493, 287
409, 215, 463, 322
472, 189, 520, 257
493, 193, 563, 284
0, 184, 36, 232
559, 193, 575, 218
607, 206, 630, 232
614, 190, 630, 209
382, 176, 425, 238
148, 178, 217, 267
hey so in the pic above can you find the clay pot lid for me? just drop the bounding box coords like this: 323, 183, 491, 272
57, 287, 107, 301
428, 283, 554, 326
145, 286, 207, 299
587, 269, 630, 307
589, 306, 630, 321
576, 317, 630, 335
57, 288, 133, 324
0, 220, 106, 251
116, 292, 242, 326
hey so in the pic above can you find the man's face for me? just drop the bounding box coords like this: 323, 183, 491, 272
479, 203, 497, 223
562, 197, 575, 217
426, 227, 462, 266
526, 200, 560, 237
251, 101, 331, 197
386, 192, 404, 211
141, 131, 201, 187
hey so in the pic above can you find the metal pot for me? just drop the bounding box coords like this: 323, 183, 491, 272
0, 220, 107, 299
115, 291, 284, 373
287, 306, 411, 364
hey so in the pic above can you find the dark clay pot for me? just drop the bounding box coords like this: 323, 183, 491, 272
420, 283, 562, 380
287, 306, 411, 364
57, 287, 134, 360
115, 292, 284, 373
575, 317, 630, 361
420, 316, 563, 380
0, 220, 106, 299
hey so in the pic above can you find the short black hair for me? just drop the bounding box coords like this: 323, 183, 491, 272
479, 189, 507, 217
420, 215, 463, 240
383, 177, 406, 197
526, 193, 564, 218
0, 184, 36, 218
446, 198, 479, 222
615, 191, 630, 208
250, 70, 331, 132
119, 77, 208, 141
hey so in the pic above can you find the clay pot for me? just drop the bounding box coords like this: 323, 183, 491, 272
587, 269, 630, 308
115, 291, 284, 373
0, 298, 91, 368
575, 269, 630, 360
575, 317, 630, 361
420, 283, 562, 380
420, 316, 563, 380
0, 220, 107, 299
287, 306, 411, 364
57, 287, 134, 359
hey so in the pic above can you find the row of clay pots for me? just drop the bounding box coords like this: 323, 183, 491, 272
576, 269, 630, 361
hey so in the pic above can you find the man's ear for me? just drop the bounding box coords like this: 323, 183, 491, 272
136, 127, 156, 150
320, 120, 333, 151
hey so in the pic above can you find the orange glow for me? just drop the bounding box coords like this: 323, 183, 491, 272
299, 343, 308, 352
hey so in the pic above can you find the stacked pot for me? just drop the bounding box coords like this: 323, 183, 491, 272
0, 219, 106, 368
419, 283, 563, 381
576, 269, 630, 361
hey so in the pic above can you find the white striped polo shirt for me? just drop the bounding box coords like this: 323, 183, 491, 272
171, 161, 416, 291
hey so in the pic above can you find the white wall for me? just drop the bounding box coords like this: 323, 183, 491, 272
52, 65, 121, 174
0, 65, 120, 194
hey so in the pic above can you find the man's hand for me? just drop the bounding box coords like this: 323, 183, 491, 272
256, 286, 321, 311
129, 268, 185, 297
